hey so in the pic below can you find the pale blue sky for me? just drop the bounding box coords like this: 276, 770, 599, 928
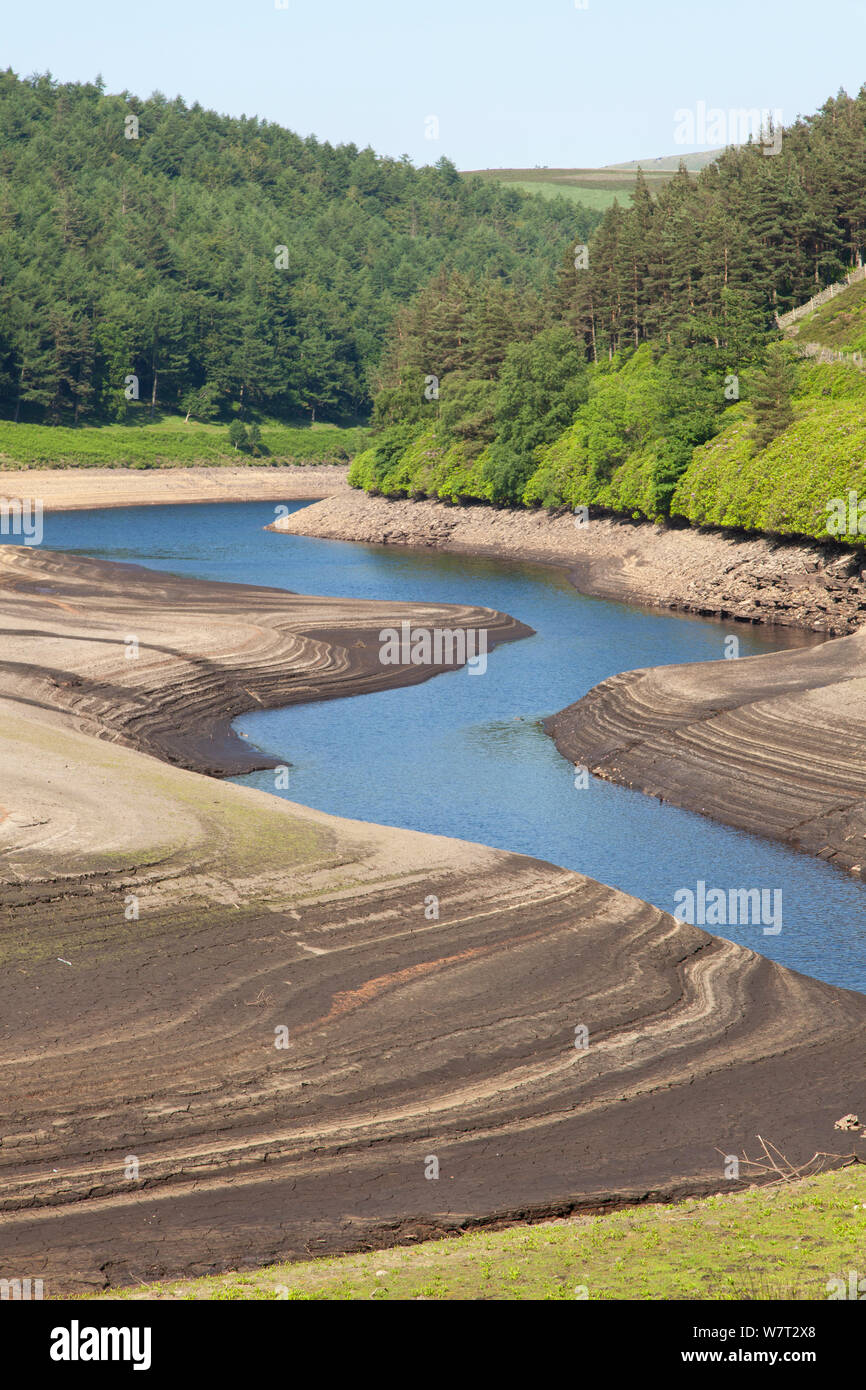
3, 0, 864, 168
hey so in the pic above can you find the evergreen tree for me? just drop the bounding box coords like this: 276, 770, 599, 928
0, 68, 591, 425
750, 342, 799, 451
484, 326, 588, 503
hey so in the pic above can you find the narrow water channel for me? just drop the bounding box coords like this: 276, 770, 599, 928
18, 498, 866, 992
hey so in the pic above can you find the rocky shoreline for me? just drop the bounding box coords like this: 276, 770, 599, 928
270, 492, 866, 635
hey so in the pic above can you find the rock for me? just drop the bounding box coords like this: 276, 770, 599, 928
826, 554, 862, 580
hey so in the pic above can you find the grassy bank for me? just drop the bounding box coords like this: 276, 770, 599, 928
92, 1166, 866, 1301
0, 417, 370, 470
788, 276, 866, 353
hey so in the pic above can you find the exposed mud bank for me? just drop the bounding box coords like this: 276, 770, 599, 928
271, 492, 866, 635
547, 626, 866, 878
3, 546, 865, 1295
0, 546, 529, 775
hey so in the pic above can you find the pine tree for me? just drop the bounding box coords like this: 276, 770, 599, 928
750, 342, 798, 451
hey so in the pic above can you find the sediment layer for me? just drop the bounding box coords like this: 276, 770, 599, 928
2, 546, 866, 1295
0, 545, 528, 774
547, 629, 866, 875
271, 492, 866, 634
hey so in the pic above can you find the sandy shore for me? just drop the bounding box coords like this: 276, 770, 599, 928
0, 463, 350, 512
2, 546, 866, 1294
271, 492, 866, 635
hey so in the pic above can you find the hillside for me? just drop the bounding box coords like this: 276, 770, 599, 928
0, 71, 599, 429
669, 363, 866, 540
663, 276, 866, 541
352, 346, 866, 548
784, 272, 866, 355
350, 88, 866, 548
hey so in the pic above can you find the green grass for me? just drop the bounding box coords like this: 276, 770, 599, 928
0, 415, 371, 470
495, 180, 631, 212
465, 163, 706, 213
90, 1165, 866, 1301
788, 277, 866, 353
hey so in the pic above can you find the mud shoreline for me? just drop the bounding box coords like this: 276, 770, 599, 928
546, 623, 866, 879
3, 545, 866, 1295
0, 546, 530, 776
271, 491, 866, 636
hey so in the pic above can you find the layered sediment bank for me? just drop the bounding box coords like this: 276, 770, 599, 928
271, 492, 866, 634
0, 545, 528, 774
276, 492, 866, 877
2, 546, 866, 1294
547, 629, 866, 876
0, 463, 350, 512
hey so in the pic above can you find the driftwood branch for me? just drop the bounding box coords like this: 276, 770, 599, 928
714, 1135, 863, 1185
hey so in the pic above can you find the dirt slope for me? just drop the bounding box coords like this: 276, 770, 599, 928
1, 548, 864, 1294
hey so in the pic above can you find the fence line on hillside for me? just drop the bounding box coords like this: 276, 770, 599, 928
794, 340, 866, 371
776, 263, 866, 330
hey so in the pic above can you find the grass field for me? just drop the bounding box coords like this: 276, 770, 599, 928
492, 178, 633, 212
93, 1166, 866, 1301
0, 415, 370, 469
465, 154, 719, 212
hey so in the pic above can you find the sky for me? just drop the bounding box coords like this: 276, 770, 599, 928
3, 0, 865, 169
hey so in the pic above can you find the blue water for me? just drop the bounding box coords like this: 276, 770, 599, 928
13, 498, 866, 991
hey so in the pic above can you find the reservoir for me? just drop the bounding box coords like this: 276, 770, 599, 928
14, 497, 866, 992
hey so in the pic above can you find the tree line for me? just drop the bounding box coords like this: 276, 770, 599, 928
353, 87, 866, 515
0, 71, 598, 426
